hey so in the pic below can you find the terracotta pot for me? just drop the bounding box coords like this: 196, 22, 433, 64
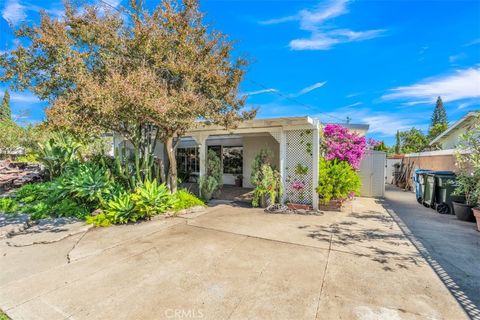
473, 208, 480, 232
287, 203, 312, 210
318, 199, 344, 212
452, 201, 475, 222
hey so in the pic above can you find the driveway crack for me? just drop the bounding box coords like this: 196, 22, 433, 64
315, 233, 332, 320
66, 229, 90, 264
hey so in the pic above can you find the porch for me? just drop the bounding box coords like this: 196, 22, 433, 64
176, 116, 321, 209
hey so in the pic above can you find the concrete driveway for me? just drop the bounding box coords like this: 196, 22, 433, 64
0, 197, 467, 320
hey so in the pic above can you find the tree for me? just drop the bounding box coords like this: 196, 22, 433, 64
0, 89, 11, 121
429, 96, 448, 140
395, 130, 401, 154
431, 96, 447, 126
428, 122, 448, 141
0, 0, 254, 192
399, 128, 429, 153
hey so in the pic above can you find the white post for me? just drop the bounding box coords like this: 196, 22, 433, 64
279, 130, 287, 204
192, 134, 208, 182
312, 124, 320, 210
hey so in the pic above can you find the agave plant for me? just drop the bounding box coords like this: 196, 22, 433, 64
54, 163, 117, 207
104, 192, 138, 224
37, 133, 83, 179
132, 179, 176, 219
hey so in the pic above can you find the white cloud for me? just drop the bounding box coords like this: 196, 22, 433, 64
290, 29, 385, 50
293, 81, 327, 96
382, 68, 480, 103
343, 102, 362, 108
1, 0, 27, 26
261, 0, 385, 51
244, 88, 278, 96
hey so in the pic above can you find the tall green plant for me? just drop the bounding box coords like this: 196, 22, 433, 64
200, 149, 222, 200
250, 147, 273, 187
316, 159, 361, 204
453, 114, 480, 206
251, 163, 281, 207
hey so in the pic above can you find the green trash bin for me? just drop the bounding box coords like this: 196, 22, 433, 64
433, 171, 456, 214
422, 173, 436, 208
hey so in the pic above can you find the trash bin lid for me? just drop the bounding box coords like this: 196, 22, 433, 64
433, 171, 456, 176
415, 169, 434, 174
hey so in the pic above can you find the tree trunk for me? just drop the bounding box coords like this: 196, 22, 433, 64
165, 136, 177, 193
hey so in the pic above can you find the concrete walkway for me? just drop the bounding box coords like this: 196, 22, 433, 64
0, 197, 468, 320
383, 185, 480, 318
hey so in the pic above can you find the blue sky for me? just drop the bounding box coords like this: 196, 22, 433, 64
1, 0, 480, 144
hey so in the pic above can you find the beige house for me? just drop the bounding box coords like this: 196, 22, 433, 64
114, 116, 369, 209
403, 110, 479, 172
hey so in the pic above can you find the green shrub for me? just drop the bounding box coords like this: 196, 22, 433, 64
316, 159, 361, 204
13, 181, 90, 220
0, 198, 18, 214
132, 180, 175, 218
173, 189, 205, 211
86, 213, 112, 227
199, 176, 218, 201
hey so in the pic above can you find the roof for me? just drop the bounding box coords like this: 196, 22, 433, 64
429, 110, 479, 146
186, 116, 369, 136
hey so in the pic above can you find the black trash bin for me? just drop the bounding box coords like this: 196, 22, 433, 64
433, 171, 456, 214
422, 173, 436, 208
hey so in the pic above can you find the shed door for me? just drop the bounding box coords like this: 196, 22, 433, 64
359, 150, 386, 197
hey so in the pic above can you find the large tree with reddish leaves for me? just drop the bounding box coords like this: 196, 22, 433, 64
0, 0, 255, 191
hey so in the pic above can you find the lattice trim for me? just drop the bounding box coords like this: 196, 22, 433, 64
285, 129, 314, 204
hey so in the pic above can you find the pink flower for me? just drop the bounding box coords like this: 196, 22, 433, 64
323, 124, 367, 169
291, 181, 305, 191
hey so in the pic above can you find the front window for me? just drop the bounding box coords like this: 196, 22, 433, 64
223, 146, 243, 174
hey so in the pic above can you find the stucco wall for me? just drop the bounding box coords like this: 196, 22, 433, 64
242, 135, 279, 188
403, 154, 457, 172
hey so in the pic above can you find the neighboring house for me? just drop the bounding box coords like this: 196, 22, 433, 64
114, 116, 369, 209
403, 110, 479, 172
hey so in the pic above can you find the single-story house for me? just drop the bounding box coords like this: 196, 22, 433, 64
114, 116, 369, 209
402, 110, 478, 172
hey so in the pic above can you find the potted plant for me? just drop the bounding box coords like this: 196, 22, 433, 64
235, 174, 243, 187
452, 114, 479, 223
452, 173, 478, 222
251, 164, 281, 208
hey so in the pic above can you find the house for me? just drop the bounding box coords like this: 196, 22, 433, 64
402, 110, 479, 172
114, 116, 369, 209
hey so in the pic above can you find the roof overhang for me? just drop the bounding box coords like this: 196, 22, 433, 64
184, 116, 320, 136
184, 116, 369, 137
429, 111, 479, 146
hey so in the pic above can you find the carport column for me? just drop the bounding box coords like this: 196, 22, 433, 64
312, 124, 320, 210
192, 134, 209, 184
279, 130, 287, 204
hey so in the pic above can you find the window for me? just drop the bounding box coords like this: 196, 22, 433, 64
223, 146, 243, 174
176, 147, 199, 173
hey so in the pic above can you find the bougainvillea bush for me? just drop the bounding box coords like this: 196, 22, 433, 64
323, 124, 367, 169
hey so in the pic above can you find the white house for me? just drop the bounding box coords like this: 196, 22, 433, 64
114, 116, 369, 209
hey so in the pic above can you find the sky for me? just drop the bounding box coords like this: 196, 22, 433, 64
1, 0, 480, 144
